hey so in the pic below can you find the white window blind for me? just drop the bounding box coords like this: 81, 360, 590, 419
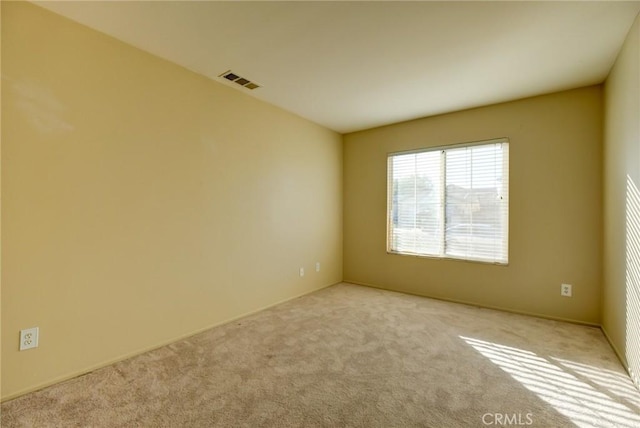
387, 139, 509, 264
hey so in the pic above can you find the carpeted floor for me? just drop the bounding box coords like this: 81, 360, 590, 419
2, 283, 640, 427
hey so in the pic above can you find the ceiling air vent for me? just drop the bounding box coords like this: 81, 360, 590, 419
218, 70, 261, 90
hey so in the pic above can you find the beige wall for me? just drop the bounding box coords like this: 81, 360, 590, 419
344, 87, 603, 324
1, 2, 342, 399
603, 12, 640, 388
0, 0, 3, 405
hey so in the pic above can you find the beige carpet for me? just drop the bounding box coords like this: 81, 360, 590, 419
2, 283, 640, 427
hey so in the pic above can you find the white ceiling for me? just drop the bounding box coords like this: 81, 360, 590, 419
33, 1, 640, 134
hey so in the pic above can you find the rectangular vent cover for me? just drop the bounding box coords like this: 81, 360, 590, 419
218, 70, 261, 90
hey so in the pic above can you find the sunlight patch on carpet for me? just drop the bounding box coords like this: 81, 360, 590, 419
461, 336, 640, 428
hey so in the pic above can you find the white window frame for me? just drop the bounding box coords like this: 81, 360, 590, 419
387, 138, 509, 265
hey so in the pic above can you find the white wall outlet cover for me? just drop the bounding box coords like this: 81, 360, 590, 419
316, 262, 320, 272
561, 283, 572, 297
299, 268, 305, 277
20, 327, 39, 351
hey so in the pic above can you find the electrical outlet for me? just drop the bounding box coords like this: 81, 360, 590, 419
299, 267, 305, 277
561, 283, 572, 297
20, 327, 39, 351
316, 262, 320, 272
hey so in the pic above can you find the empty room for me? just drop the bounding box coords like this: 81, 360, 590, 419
2, 1, 640, 427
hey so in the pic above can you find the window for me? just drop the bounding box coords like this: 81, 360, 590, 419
387, 138, 509, 264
